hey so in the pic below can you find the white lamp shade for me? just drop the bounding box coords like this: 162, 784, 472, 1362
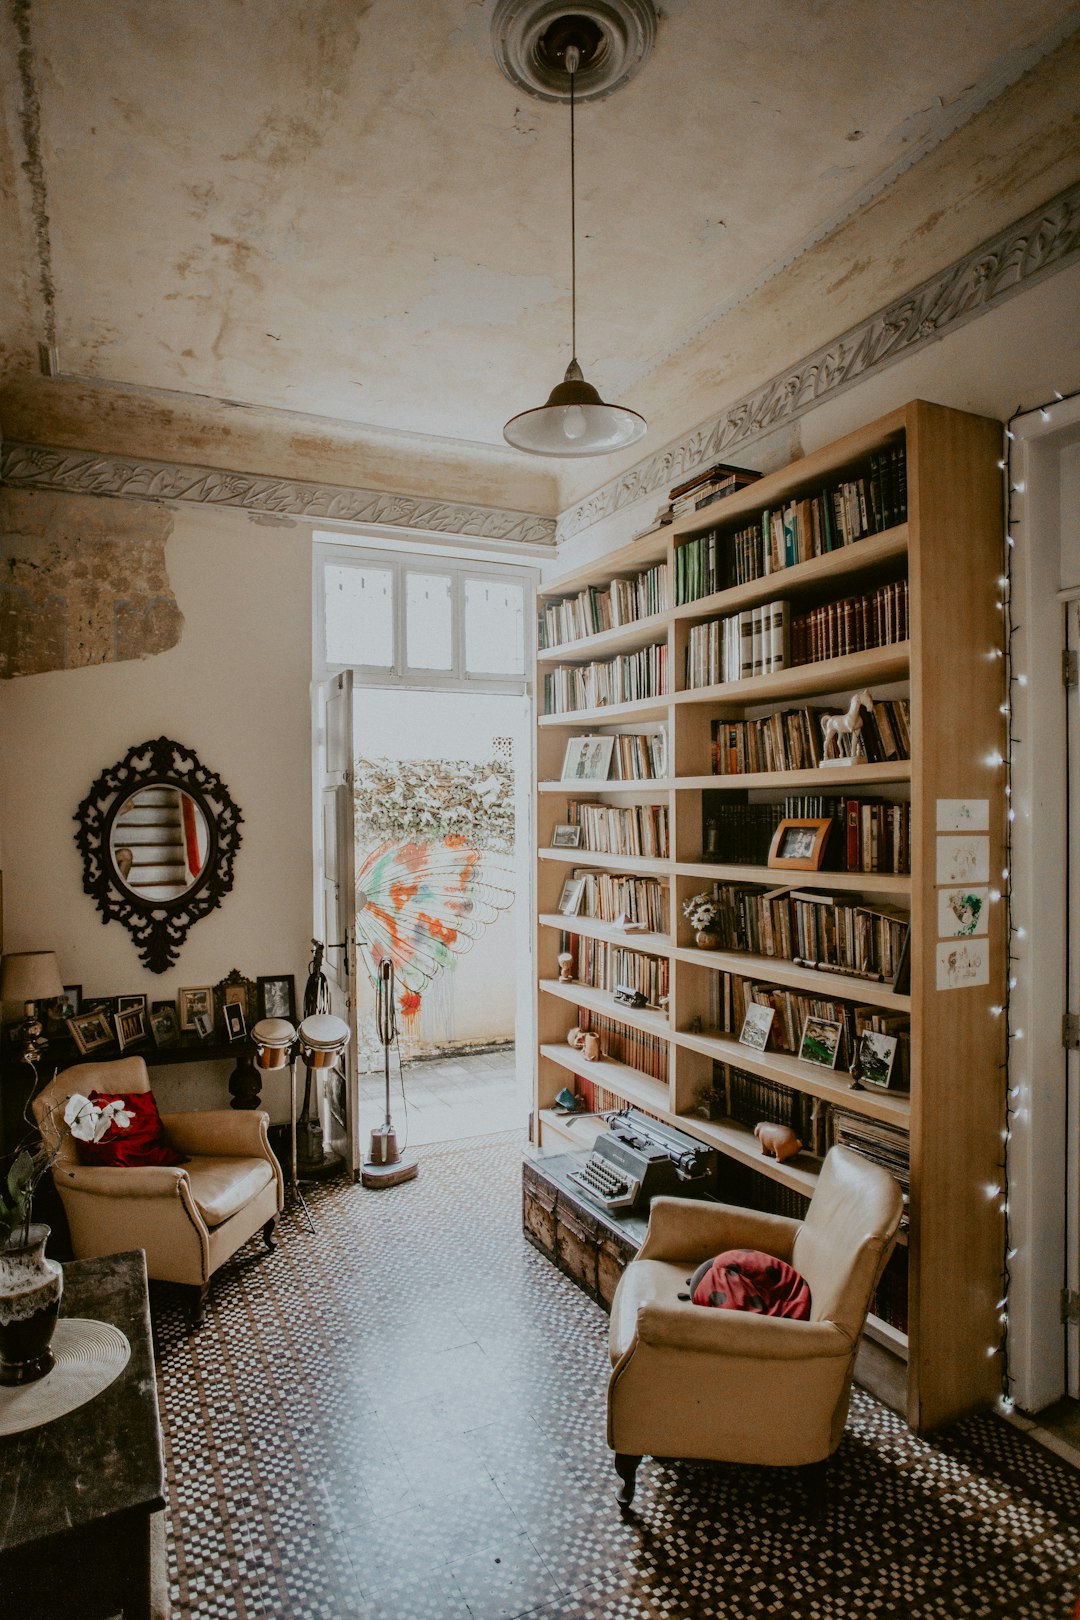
0, 951, 64, 1006
503, 359, 646, 457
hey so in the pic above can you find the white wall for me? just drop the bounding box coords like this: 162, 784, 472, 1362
0, 502, 314, 1120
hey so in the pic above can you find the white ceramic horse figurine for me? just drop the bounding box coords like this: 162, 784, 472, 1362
821, 688, 874, 761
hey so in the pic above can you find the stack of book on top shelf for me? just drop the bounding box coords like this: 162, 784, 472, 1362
668, 461, 762, 522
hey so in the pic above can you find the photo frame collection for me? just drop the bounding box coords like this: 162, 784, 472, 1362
54, 970, 298, 1054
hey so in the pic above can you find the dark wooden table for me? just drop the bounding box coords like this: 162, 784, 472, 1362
0, 1250, 167, 1619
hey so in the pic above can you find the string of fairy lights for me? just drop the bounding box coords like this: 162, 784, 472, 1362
995, 385, 1080, 1412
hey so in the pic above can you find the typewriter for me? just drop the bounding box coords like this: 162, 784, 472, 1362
567, 1107, 718, 1214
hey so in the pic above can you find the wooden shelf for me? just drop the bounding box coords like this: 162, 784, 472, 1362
538, 913, 671, 956
539, 778, 674, 795
536, 613, 670, 666
673, 1026, 910, 1126
539, 528, 669, 599
539, 696, 671, 728
672, 945, 911, 1012
673, 1113, 822, 1197
671, 526, 909, 622
540, 1042, 669, 1116
673, 861, 911, 897
538, 847, 671, 876
539, 977, 669, 1036
677, 762, 912, 790
673, 644, 910, 708
864, 1314, 910, 1359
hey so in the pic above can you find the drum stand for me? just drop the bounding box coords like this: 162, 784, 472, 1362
288, 1055, 316, 1233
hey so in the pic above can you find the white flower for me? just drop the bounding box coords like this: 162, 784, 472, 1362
63, 1093, 133, 1142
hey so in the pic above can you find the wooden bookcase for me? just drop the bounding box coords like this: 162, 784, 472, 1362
532, 400, 1005, 1432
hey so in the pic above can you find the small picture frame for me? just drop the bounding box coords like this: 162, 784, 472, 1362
67, 1009, 116, 1056
257, 975, 297, 1022
223, 1001, 247, 1042
738, 1003, 775, 1052
799, 1015, 843, 1069
560, 735, 615, 783
857, 1030, 900, 1089
149, 1006, 180, 1048
551, 824, 583, 850
178, 985, 213, 1032
767, 817, 833, 871
114, 1007, 148, 1052
117, 993, 147, 1014
46, 984, 82, 1038
193, 1010, 215, 1041
557, 876, 586, 917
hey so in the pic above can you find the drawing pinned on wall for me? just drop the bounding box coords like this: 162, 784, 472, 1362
936, 939, 990, 990
935, 834, 990, 885
938, 886, 990, 938
936, 798, 989, 833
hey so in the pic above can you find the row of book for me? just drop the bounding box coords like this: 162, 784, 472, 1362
573, 871, 669, 933
564, 800, 670, 859
543, 644, 668, 715
701, 883, 911, 983
608, 731, 667, 781
701, 793, 911, 874
685, 600, 790, 688
538, 561, 670, 649
706, 971, 910, 1082
673, 443, 908, 603
576, 1011, 669, 1082
828, 1107, 911, 1196
571, 938, 669, 1008
790, 580, 909, 667
710, 698, 911, 774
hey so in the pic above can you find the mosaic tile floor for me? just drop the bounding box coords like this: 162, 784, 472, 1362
151, 1135, 1080, 1620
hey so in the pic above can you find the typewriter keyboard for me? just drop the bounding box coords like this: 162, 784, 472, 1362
568, 1153, 641, 1212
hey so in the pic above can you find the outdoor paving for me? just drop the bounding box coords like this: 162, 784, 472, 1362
357, 1043, 527, 1146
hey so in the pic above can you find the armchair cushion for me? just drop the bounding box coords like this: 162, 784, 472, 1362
75, 1090, 187, 1168
185, 1156, 276, 1227
688, 1249, 811, 1319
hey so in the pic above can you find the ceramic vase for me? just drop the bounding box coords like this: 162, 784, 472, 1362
0, 1223, 63, 1387
695, 929, 718, 949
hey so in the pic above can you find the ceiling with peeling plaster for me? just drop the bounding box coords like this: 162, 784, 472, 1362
1, 0, 1079, 513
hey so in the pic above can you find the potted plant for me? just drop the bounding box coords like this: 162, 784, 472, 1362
0, 1092, 133, 1386
683, 891, 721, 949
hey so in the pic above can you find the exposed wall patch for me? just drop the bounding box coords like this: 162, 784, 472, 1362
11, 0, 57, 353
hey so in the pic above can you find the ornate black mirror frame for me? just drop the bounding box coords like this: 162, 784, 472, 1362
74, 736, 243, 973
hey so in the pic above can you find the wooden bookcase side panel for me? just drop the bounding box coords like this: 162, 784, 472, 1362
904, 401, 1006, 1431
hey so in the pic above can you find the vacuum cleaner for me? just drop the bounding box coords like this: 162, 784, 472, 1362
361, 956, 418, 1189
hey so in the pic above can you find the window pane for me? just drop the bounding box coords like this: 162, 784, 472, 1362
406, 573, 453, 671
324, 564, 394, 667
465, 578, 524, 675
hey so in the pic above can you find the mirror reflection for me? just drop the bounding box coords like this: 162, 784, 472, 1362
109, 785, 210, 901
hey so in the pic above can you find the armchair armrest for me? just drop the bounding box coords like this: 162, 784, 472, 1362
637, 1196, 800, 1264
160, 1110, 272, 1158
635, 1296, 853, 1358
55, 1162, 189, 1198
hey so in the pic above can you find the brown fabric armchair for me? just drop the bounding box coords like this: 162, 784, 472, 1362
607, 1145, 904, 1505
33, 1056, 284, 1323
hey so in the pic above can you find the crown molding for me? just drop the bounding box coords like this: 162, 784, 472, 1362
0, 444, 557, 547
557, 178, 1080, 542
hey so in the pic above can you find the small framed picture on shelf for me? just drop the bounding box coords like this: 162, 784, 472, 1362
193, 1010, 215, 1041
557, 876, 586, 917
117, 994, 147, 1014
223, 1001, 247, 1042
738, 1002, 775, 1052
46, 984, 81, 1038
150, 1006, 180, 1048
798, 1015, 843, 1069
114, 1006, 148, 1052
857, 1030, 900, 1089
560, 735, 615, 783
67, 1009, 115, 1057
258, 974, 297, 1022
551, 824, 583, 850
767, 817, 833, 871
178, 985, 213, 1032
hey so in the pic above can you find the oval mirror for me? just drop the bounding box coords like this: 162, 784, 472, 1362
109, 784, 211, 902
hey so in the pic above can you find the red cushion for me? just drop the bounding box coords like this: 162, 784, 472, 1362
74, 1090, 188, 1168
688, 1248, 811, 1319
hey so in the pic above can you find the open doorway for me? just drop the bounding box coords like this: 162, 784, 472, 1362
314, 539, 536, 1160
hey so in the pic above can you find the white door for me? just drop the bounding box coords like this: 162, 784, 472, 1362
315, 670, 361, 1178
1066, 603, 1080, 1394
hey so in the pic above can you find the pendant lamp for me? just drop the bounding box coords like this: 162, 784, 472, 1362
503, 36, 646, 457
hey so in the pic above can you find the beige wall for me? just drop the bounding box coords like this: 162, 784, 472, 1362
0, 500, 313, 1118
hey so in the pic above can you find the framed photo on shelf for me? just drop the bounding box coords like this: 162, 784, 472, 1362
257, 974, 297, 1022
551, 824, 583, 849
67, 1009, 115, 1056
223, 1001, 247, 1042
178, 985, 213, 1032
857, 1030, 900, 1089
557, 876, 586, 917
150, 1006, 180, 1048
738, 1002, 775, 1052
768, 817, 833, 871
193, 1010, 215, 1041
115, 1006, 147, 1052
46, 983, 81, 1038
798, 1015, 843, 1069
560, 735, 615, 783
117, 993, 146, 1014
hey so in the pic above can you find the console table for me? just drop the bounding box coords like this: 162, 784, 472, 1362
0, 1250, 167, 1620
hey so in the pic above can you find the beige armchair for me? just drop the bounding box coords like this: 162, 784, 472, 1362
607, 1145, 903, 1505
33, 1056, 284, 1324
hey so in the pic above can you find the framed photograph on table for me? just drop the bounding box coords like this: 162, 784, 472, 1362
768, 817, 833, 871
257, 974, 297, 1022
551, 824, 583, 849
560, 735, 615, 783
178, 985, 213, 1032
798, 1015, 843, 1069
857, 1030, 900, 1089
738, 1002, 775, 1052
115, 1007, 147, 1052
149, 1006, 180, 1048
46, 984, 81, 1038
67, 1009, 115, 1056
223, 1002, 247, 1042
557, 876, 586, 917
117, 994, 146, 1014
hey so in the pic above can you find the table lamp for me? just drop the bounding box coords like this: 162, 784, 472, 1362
0, 951, 65, 1066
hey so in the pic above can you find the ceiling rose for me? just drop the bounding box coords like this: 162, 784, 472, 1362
491, 0, 657, 103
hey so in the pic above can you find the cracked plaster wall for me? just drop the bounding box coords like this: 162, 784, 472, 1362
0, 486, 183, 678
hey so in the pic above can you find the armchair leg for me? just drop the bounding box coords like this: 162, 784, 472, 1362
262, 1216, 279, 1252
614, 1453, 642, 1509
799, 1457, 830, 1515
188, 1284, 210, 1329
